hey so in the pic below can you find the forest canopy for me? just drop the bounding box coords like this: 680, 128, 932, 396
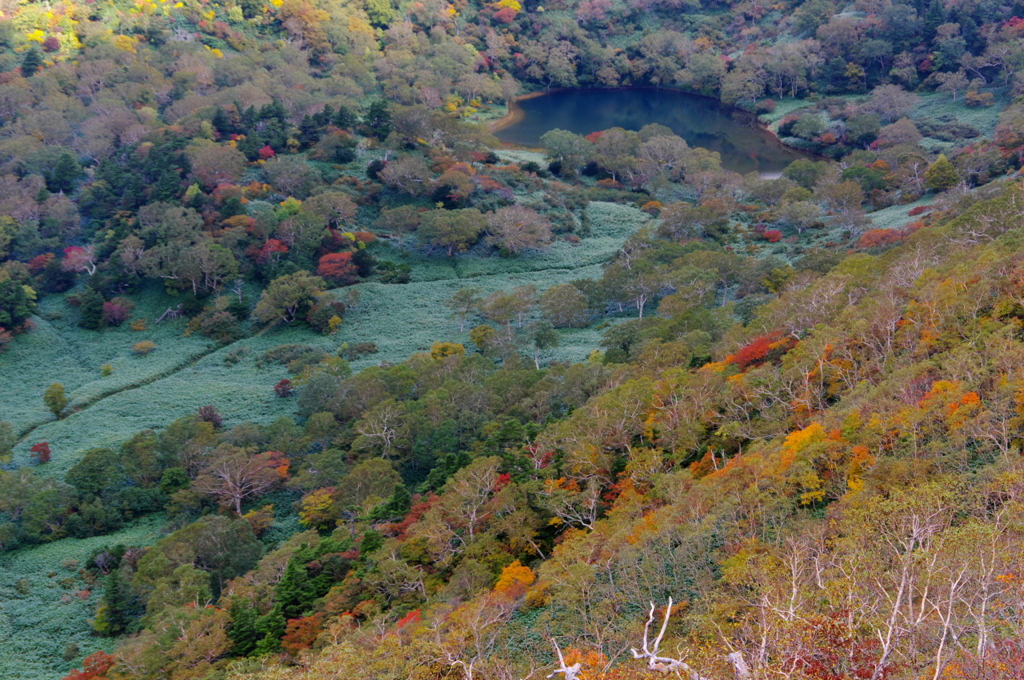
0, 0, 1024, 677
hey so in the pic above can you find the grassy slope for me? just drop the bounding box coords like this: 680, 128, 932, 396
2, 202, 649, 480
867, 194, 937, 230
910, 89, 1012, 148
763, 88, 1009, 132
0, 518, 164, 680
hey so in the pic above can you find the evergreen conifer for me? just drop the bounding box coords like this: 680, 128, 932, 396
20, 47, 42, 77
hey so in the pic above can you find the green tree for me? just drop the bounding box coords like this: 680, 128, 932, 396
529, 320, 559, 369
336, 458, 403, 507
133, 515, 262, 598
44, 382, 68, 419
0, 421, 14, 464
845, 115, 881, 147
446, 287, 483, 332
923, 0, 946, 43
783, 159, 825, 190
20, 47, 42, 78
365, 0, 397, 26
925, 154, 959, 191
539, 129, 593, 177
120, 430, 164, 487
419, 209, 485, 256
0, 216, 15, 259
47, 152, 82, 193
66, 448, 121, 499
792, 113, 825, 139
228, 599, 261, 656
77, 287, 105, 330
253, 606, 286, 655
362, 100, 392, 139
252, 271, 326, 326
351, 400, 411, 461
143, 564, 212, 626
94, 569, 139, 636
540, 284, 590, 328
0, 279, 37, 328
135, 201, 204, 247
479, 286, 535, 331
275, 553, 324, 620
374, 205, 421, 246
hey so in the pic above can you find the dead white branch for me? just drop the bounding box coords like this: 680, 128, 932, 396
547, 639, 582, 680
728, 651, 752, 679
630, 598, 712, 680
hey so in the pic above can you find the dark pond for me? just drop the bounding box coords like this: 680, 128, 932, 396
494, 88, 810, 175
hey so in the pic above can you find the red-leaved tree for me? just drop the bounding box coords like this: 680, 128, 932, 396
63, 651, 116, 680
316, 252, 359, 284
729, 331, 795, 370
253, 238, 289, 265
282, 613, 325, 655
492, 6, 517, 22
30, 442, 51, 463
102, 301, 131, 326
274, 379, 295, 397
858, 229, 905, 249
62, 246, 98, 275
28, 253, 55, 274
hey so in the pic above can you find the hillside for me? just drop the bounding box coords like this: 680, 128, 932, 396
0, 0, 1023, 677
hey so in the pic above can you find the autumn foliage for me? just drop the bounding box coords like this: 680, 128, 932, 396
3, 0, 1024, 676
30, 441, 51, 463
28, 252, 54, 274
858, 228, 905, 249
282, 613, 326, 655
727, 331, 795, 369
274, 378, 295, 397
63, 651, 116, 680
493, 560, 535, 596
252, 239, 289, 264
316, 252, 359, 284
782, 614, 892, 680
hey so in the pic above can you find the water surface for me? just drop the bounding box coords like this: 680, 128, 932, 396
495, 88, 808, 175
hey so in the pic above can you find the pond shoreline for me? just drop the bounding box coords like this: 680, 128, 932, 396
489, 86, 814, 169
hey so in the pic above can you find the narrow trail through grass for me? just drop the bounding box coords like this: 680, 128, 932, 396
14, 344, 221, 443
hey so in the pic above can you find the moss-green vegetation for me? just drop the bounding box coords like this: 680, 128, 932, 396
0, 518, 163, 680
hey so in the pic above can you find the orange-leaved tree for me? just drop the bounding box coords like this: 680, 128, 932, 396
63, 650, 115, 680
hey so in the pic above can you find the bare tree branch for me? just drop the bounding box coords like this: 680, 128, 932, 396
547, 639, 582, 680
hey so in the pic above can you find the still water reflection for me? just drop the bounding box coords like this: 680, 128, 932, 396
494, 88, 809, 175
